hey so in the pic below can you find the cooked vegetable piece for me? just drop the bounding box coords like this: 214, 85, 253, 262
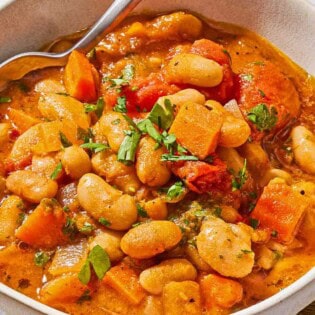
40, 273, 90, 304
197, 217, 254, 278
7, 109, 40, 134
120, 221, 182, 259
49, 240, 89, 276
0, 196, 23, 245
250, 181, 309, 243
139, 259, 197, 294
169, 102, 223, 159
15, 199, 67, 248
200, 274, 243, 309
64, 50, 98, 102
77, 173, 137, 230
162, 281, 201, 315
136, 136, 171, 187
166, 53, 223, 87
38, 93, 90, 129
6, 170, 58, 203
103, 262, 146, 305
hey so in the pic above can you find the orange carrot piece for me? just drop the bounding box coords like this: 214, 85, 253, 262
103, 262, 146, 305
40, 273, 90, 304
15, 198, 67, 248
7, 108, 40, 134
169, 102, 223, 159
64, 50, 98, 102
200, 274, 243, 309
250, 181, 308, 243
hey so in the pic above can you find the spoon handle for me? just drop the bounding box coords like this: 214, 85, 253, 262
69, 0, 142, 54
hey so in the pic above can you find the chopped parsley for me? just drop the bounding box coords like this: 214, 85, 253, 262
122, 64, 135, 81
34, 251, 51, 267
240, 73, 253, 82
84, 97, 104, 118
137, 204, 148, 218
113, 96, 127, 113
79, 222, 95, 235
213, 207, 222, 218
98, 217, 111, 227
231, 159, 247, 191
62, 217, 77, 239
50, 162, 63, 180
111, 118, 121, 125
59, 132, 73, 148
77, 127, 94, 143
249, 218, 260, 229
78, 245, 111, 285
77, 290, 92, 304
117, 129, 141, 165
166, 181, 185, 200
161, 154, 198, 162
147, 99, 175, 130
105, 64, 135, 90
258, 89, 266, 97
247, 103, 278, 131
80, 142, 109, 153
0, 96, 12, 103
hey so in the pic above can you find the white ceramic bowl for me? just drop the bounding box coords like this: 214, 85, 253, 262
0, 1, 314, 314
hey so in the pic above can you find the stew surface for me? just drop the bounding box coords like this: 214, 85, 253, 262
0, 11, 314, 315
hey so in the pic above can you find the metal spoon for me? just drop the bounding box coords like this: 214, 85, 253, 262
0, 0, 142, 89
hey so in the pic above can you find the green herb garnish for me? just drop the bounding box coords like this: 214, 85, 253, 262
111, 118, 121, 125
34, 251, 51, 267
231, 159, 247, 191
166, 181, 185, 200
249, 218, 260, 229
247, 103, 278, 131
79, 222, 95, 235
113, 96, 127, 113
147, 99, 174, 130
117, 129, 141, 165
62, 216, 77, 239
59, 132, 73, 148
161, 154, 198, 162
122, 64, 135, 81
241, 74, 253, 82
213, 207, 222, 218
0, 96, 12, 103
80, 142, 109, 153
78, 245, 111, 284
77, 127, 94, 143
50, 162, 63, 180
258, 89, 266, 97
98, 217, 111, 227
137, 204, 148, 218
84, 98, 104, 118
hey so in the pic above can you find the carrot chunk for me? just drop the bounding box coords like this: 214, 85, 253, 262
64, 50, 98, 102
200, 274, 243, 309
103, 262, 146, 305
169, 102, 223, 159
7, 108, 40, 134
15, 198, 67, 248
250, 181, 308, 243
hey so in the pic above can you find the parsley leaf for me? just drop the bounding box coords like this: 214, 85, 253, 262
62, 217, 77, 239
79, 222, 95, 235
78, 245, 111, 284
98, 217, 111, 227
213, 207, 222, 217
84, 97, 104, 118
77, 127, 94, 143
137, 204, 148, 218
241, 74, 254, 82
249, 218, 260, 229
247, 103, 278, 131
137, 119, 162, 143
59, 132, 73, 148
34, 251, 51, 267
78, 260, 91, 285
122, 64, 135, 81
50, 162, 63, 180
80, 142, 109, 153
147, 99, 175, 130
166, 181, 185, 200
161, 154, 198, 162
117, 129, 141, 165
0, 96, 12, 103
113, 96, 127, 113
231, 159, 247, 191
88, 245, 111, 279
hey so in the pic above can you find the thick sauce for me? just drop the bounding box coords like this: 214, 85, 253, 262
0, 11, 314, 315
